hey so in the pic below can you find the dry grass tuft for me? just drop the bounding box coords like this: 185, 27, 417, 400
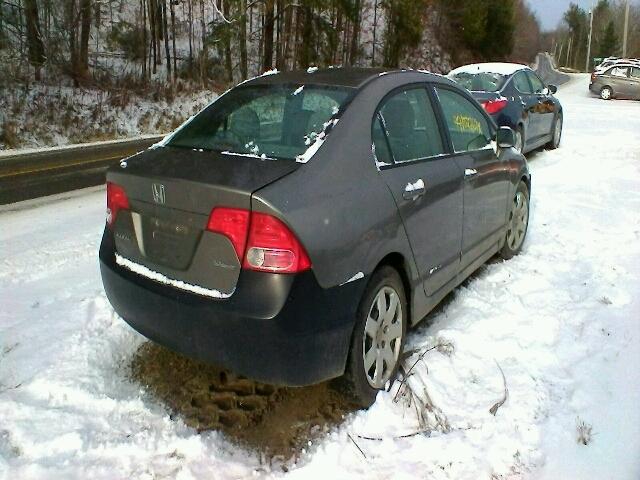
576, 417, 594, 445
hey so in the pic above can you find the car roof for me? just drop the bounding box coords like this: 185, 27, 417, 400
599, 58, 640, 66
241, 67, 443, 89
449, 62, 530, 77
601, 63, 638, 70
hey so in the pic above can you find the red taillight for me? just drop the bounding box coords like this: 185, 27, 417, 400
207, 207, 251, 261
206, 207, 311, 274
481, 98, 508, 115
106, 182, 129, 227
591, 73, 596, 82
244, 212, 311, 273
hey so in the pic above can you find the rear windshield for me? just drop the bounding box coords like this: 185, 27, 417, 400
449, 72, 508, 92
167, 84, 353, 160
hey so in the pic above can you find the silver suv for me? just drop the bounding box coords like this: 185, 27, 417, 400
590, 64, 640, 100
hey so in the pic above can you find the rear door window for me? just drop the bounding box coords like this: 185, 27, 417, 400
630, 67, 640, 79
377, 87, 444, 163
513, 71, 533, 93
372, 115, 393, 165
609, 66, 629, 77
527, 71, 546, 93
434, 87, 493, 153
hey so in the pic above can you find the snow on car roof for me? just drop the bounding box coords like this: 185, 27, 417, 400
449, 62, 529, 76
598, 63, 638, 71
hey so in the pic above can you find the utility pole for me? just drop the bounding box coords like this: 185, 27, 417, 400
622, 0, 630, 57
566, 36, 573, 68
586, 5, 594, 72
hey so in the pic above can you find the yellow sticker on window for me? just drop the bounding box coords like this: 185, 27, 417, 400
453, 115, 482, 134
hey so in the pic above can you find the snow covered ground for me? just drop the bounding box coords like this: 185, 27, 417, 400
1, 74, 639, 479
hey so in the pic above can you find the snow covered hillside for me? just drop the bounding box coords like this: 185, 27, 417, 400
0, 87, 216, 151
0, 75, 639, 479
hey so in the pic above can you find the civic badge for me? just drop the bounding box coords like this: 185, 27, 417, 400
152, 183, 166, 204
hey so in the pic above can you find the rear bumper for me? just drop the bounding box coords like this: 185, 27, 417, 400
99, 230, 365, 386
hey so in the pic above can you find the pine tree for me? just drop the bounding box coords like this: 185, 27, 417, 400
563, 3, 588, 69
481, 0, 515, 60
598, 20, 619, 57
382, 0, 427, 68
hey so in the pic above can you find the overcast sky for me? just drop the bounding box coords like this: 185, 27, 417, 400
530, 0, 638, 31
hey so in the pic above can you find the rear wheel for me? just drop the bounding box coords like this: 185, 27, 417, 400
600, 86, 613, 100
546, 112, 563, 149
339, 266, 407, 407
500, 181, 530, 260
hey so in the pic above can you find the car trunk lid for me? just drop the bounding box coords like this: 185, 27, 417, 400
468, 91, 508, 116
108, 147, 300, 296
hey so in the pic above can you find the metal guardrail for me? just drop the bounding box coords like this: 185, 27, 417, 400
535, 53, 571, 86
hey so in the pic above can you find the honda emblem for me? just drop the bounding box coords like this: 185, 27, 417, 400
152, 183, 166, 204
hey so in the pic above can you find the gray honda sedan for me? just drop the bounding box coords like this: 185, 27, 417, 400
100, 68, 530, 406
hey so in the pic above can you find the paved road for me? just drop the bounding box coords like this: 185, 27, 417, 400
0, 136, 163, 204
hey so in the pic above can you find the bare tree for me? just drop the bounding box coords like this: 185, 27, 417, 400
263, 0, 275, 71
170, 0, 177, 82
66, 0, 79, 83
349, 0, 360, 66
141, 0, 147, 79
239, 0, 248, 79
79, 0, 91, 77
162, 0, 171, 80
222, 0, 233, 82
24, 0, 46, 80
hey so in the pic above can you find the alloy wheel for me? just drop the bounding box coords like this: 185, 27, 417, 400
362, 286, 403, 389
601, 87, 612, 100
515, 130, 524, 153
506, 191, 529, 251
553, 115, 562, 146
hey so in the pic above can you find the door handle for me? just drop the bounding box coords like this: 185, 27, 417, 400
464, 168, 478, 178
403, 178, 425, 200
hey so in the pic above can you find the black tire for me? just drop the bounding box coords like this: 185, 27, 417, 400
500, 181, 530, 260
546, 111, 562, 150
515, 125, 525, 154
600, 86, 613, 100
337, 266, 407, 407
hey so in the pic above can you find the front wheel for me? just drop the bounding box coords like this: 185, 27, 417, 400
546, 112, 563, 149
338, 266, 407, 407
500, 181, 530, 260
514, 126, 524, 154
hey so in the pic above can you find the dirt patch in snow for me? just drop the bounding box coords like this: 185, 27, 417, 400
130, 342, 358, 460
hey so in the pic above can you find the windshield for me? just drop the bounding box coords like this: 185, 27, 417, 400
167, 84, 353, 160
449, 72, 508, 92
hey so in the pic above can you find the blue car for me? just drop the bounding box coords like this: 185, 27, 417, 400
448, 63, 563, 154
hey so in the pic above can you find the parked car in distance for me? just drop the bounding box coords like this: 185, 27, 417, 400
590, 64, 640, 100
448, 62, 563, 154
100, 68, 531, 407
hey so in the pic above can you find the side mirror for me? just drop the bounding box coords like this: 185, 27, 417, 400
497, 126, 516, 149
548, 84, 558, 94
